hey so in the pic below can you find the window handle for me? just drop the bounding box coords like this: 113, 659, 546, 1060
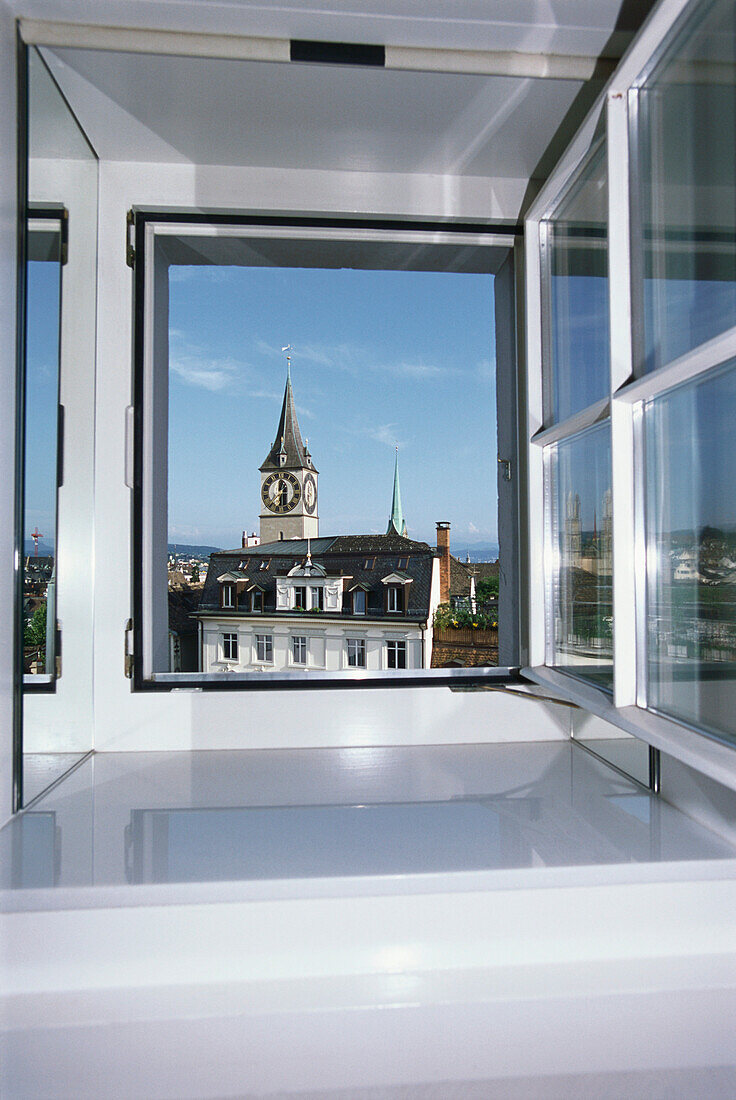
498, 457, 512, 481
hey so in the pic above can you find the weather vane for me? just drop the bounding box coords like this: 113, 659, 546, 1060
281, 344, 292, 379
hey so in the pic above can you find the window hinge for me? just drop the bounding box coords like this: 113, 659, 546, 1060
126, 210, 135, 268
498, 457, 512, 481
124, 617, 134, 678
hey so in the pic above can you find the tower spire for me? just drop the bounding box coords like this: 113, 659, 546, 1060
260, 347, 317, 473
386, 446, 407, 538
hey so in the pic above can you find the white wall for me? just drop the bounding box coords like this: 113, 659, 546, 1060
89, 159, 571, 751
0, 1, 17, 823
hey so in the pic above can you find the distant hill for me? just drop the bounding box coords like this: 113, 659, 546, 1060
23, 539, 54, 557
168, 542, 223, 558
455, 542, 500, 563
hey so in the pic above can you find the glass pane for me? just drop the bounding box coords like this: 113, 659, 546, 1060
645, 361, 736, 741
637, 0, 736, 374
23, 220, 62, 679
548, 421, 613, 689
544, 141, 610, 423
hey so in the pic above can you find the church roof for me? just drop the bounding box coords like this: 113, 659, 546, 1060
259, 367, 318, 473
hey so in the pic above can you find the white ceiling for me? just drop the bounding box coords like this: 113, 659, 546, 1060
28, 1, 656, 204
42, 47, 586, 178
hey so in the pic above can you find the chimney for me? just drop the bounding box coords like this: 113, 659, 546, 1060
436, 522, 451, 604
242, 530, 247, 548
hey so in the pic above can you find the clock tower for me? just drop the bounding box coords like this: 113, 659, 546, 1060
259, 359, 319, 543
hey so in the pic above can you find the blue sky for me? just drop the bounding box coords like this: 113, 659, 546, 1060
24, 260, 60, 547
167, 265, 498, 553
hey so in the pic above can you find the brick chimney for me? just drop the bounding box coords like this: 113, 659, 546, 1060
436, 522, 451, 604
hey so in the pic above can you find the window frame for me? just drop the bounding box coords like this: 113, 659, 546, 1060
346, 637, 366, 669
131, 210, 523, 691
222, 632, 238, 661
255, 633, 273, 664
291, 635, 307, 665
524, 0, 736, 790
386, 640, 407, 670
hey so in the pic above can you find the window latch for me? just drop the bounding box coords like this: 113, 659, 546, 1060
498, 457, 512, 481
124, 618, 134, 678
126, 210, 135, 268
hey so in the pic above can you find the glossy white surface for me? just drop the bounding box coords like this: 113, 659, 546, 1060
2, 742, 733, 893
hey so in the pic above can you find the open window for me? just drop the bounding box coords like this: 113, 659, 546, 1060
525, 0, 736, 786
133, 214, 520, 687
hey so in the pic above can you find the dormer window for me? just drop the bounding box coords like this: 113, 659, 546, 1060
251, 589, 263, 613
293, 585, 307, 610
386, 585, 402, 613
310, 585, 324, 610
259, 560, 270, 571
352, 589, 366, 615
221, 583, 235, 609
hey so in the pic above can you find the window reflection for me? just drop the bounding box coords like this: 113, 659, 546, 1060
544, 141, 610, 423
549, 422, 613, 689
637, 0, 736, 373
645, 361, 736, 739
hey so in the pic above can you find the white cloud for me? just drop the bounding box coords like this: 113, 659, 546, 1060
170, 355, 240, 392
364, 423, 405, 449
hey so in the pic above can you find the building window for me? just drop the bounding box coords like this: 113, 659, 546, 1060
259, 560, 270, 571
397, 557, 409, 569
251, 590, 263, 613
292, 635, 307, 664
293, 585, 307, 610
221, 583, 235, 609
386, 585, 403, 613
352, 589, 366, 615
386, 641, 406, 669
256, 634, 273, 663
346, 638, 366, 668
310, 585, 324, 610
222, 633, 238, 661
363, 558, 375, 570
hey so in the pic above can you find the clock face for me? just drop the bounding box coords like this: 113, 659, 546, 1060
262, 471, 302, 514
303, 473, 317, 515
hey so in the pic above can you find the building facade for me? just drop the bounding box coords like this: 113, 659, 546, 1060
198, 535, 439, 672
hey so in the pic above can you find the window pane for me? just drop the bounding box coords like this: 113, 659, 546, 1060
637, 0, 736, 374
645, 362, 736, 740
548, 422, 613, 689
544, 142, 610, 423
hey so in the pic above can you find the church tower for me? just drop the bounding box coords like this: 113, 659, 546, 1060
259, 356, 318, 543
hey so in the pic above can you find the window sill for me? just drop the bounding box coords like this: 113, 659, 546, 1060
522, 665, 736, 794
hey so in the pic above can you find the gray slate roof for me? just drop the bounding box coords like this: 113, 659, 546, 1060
259, 372, 318, 473
199, 534, 435, 622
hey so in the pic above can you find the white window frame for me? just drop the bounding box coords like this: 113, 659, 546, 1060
221, 583, 235, 609
386, 586, 400, 613
352, 589, 367, 615
222, 632, 238, 661
291, 635, 307, 665
346, 638, 366, 669
255, 633, 273, 664
386, 640, 407, 670
134, 217, 520, 688
524, 0, 736, 789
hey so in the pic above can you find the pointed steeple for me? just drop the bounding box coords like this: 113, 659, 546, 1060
260, 356, 318, 473
386, 447, 408, 537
